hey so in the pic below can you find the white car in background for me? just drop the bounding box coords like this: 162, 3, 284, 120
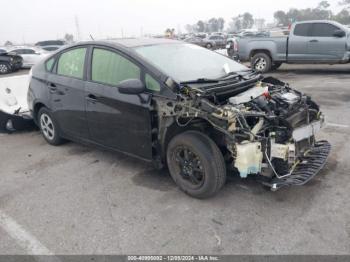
0, 74, 33, 132
7, 47, 49, 68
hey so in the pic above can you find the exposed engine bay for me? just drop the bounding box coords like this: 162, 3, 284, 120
155, 74, 331, 190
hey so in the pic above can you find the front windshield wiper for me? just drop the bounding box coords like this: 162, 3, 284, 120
180, 78, 219, 85
218, 70, 257, 80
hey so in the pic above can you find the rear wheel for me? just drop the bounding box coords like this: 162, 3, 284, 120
251, 53, 272, 73
38, 107, 64, 145
0, 117, 9, 132
0, 63, 10, 74
166, 131, 226, 199
206, 43, 213, 49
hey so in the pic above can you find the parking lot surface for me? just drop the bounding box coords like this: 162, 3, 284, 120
0, 64, 350, 255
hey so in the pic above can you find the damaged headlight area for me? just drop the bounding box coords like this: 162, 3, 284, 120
156, 76, 331, 191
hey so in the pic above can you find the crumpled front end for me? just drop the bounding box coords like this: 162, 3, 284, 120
215, 77, 331, 190
164, 75, 331, 190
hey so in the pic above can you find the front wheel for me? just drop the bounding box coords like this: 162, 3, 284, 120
251, 53, 272, 73
38, 107, 65, 146
0, 63, 10, 74
166, 131, 226, 199
206, 43, 213, 49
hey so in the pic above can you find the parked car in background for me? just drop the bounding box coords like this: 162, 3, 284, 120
7, 47, 49, 68
0, 51, 23, 74
236, 20, 350, 72
35, 40, 67, 52
194, 33, 208, 39
226, 31, 270, 59
184, 37, 216, 49
226, 38, 238, 58
0, 75, 33, 132
206, 35, 226, 48
28, 39, 330, 198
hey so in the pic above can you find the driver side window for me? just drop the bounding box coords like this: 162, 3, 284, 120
91, 48, 140, 86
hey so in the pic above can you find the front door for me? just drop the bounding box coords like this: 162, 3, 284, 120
307, 23, 346, 62
85, 47, 153, 159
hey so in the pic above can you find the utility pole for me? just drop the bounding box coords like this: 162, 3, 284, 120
75, 15, 81, 41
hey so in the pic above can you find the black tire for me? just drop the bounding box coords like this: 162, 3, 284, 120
251, 53, 272, 73
37, 107, 64, 146
271, 62, 282, 71
0, 117, 9, 132
206, 43, 213, 49
166, 131, 226, 199
0, 62, 10, 74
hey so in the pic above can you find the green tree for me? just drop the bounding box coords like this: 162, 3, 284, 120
274, 10, 290, 26
242, 12, 254, 29
333, 9, 350, 24
218, 17, 225, 32
64, 33, 74, 43
208, 18, 219, 32
197, 20, 205, 32
4, 41, 13, 46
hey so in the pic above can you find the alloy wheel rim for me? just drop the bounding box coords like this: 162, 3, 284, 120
0, 64, 7, 73
174, 146, 205, 186
40, 113, 55, 140
255, 58, 267, 71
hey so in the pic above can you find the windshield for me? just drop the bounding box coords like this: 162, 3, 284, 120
134, 43, 248, 82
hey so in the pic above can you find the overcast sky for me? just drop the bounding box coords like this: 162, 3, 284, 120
1, 0, 343, 44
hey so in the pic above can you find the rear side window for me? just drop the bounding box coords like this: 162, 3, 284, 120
311, 23, 340, 37
25, 49, 35, 54
91, 48, 140, 86
294, 24, 312, 37
57, 48, 86, 79
12, 49, 25, 55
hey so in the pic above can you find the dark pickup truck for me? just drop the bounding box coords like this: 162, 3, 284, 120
0, 50, 23, 74
236, 20, 350, 72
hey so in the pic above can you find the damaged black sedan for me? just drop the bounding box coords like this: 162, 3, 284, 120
28, 39, 331, 198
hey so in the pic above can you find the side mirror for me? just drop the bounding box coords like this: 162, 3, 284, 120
118, 79, 145, 95
334, 30, 345, 38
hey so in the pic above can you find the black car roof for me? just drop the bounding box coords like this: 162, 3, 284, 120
76, 38, 182, 49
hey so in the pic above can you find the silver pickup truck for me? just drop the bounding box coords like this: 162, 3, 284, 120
236, 20, 350, 73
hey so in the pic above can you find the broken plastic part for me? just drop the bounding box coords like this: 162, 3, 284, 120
234, 141, 263, 178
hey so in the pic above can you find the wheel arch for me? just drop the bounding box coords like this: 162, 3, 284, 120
249, 49, 273, 61
33, 102, 48, 124
160, 117, 227, 161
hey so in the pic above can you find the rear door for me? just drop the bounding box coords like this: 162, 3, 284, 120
307, 22, 346, 62
85, 46, 153, 159
47, 46, 89, 139
22, 49, 38, 66
288, 23, 313, 62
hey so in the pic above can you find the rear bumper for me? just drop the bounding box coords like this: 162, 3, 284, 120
263, 140, 331, 190
0, 110, 34, 132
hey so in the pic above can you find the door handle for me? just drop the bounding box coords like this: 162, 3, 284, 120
86, 94, 98, 101
309, 39, 319, 43
48, 82, 57, 93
